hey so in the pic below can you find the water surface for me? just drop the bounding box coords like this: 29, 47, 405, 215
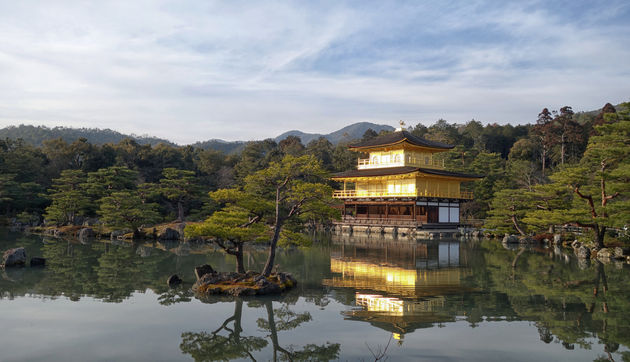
1, 229, 629, 361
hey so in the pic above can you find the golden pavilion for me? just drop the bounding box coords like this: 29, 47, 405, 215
331, 125, 481, 227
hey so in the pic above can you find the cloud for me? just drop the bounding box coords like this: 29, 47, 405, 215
0, 1, 628, 144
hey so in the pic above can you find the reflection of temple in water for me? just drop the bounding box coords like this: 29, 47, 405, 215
323, 235, 475, 341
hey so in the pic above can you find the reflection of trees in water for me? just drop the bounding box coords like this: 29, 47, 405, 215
1, 236, 213, 303
180, 299, 340, 361
180, 299, 267, 361
477, 239, 630, 358
158, 286, 193, 306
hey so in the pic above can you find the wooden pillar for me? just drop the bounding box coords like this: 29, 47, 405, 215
385, 204, 389, 219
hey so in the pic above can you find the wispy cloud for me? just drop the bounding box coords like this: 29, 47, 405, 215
0, 0, 628, 143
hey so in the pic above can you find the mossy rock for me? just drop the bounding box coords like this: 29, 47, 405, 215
193, 271, 297, 297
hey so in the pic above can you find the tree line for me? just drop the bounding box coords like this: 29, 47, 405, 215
1, 101, 627, 246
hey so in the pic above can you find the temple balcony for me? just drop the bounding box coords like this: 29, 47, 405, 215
357, 157, 444, 170
332, 190, 473, 199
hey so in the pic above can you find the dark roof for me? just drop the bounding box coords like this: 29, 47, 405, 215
416, 168, 483, 179
349, 130, 454, 150
331, 166, 483, 179
332, 166, 420, 178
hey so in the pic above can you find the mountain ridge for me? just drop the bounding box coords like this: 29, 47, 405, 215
274, 122, 394, 145
0, 121, 394, 153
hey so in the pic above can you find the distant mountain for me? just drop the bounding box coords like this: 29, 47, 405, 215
191, 139, 246, 154
0, 125, 175, 147
275, 122, 395, 145
0, 122, 394, 153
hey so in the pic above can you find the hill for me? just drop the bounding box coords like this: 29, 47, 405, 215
190, 139, 246, 154
275, 122, 394, 145
0, 125, 176, 147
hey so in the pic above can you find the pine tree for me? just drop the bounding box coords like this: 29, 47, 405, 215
531, 103, 630, 247
155, 168, 202, 222
44, 170, 90, 225
98, 191, 160, 238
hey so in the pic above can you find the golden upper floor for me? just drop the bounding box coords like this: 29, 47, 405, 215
349, 130, 454, 170
330, 129, 482, 200
357, 149, 445, 170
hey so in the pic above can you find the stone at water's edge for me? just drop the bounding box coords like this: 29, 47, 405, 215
576, 246, 590, 259
2, 247, 27, 267
30, 257, 46, 267
193, 271, 297, 297
78, 228, 95, 240
502, 234, 519, 244
596, 248, 612, 260
158, 228, 180, 241
614, 247, 630, 259
553, 234, 562, 244
167, 274, 182, 287
518, 236, 536, 244
194, 264, 215, 281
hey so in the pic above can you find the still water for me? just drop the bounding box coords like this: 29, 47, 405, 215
1, 228, 629, 361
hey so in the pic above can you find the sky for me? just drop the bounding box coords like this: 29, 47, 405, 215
0, 0, 629, 144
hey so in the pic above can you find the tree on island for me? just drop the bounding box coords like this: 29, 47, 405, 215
186, 200, 269, 273
186, 154, 337, 277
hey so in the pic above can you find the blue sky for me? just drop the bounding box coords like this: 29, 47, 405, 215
0, 0, 628, 144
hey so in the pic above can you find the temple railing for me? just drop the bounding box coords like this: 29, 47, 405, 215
357, 158, 444, 170
336, 216, 420, 227
332, 190, 473, 199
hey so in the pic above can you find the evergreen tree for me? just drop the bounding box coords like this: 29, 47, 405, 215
186, 205, 267, 273
0, 174, 18, 214
44, 170, 90, 225
530, 103, 630, 247
187, 155, 335, 276
98, 191, 160, 238
85, 166, 138, 200
485, 188, 532, 235
532, 108, 554, 177
278, 135, 305, 156
155, 168, 203, 221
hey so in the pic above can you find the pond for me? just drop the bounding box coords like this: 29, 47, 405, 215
1, 228, 629, 361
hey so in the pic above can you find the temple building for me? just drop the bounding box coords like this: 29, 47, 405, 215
331, 125, 482, 228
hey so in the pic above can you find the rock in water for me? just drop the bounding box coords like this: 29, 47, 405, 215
167, 274, 182, 287
194, 264, 215, 281
553, 234, 562, 244
614, 247, 629, 259
576, 246, 590, 259
30, 257, 46, 267
502, 234, 519, 244
596, 248, 612, 260
158, 228, 180, 241
518, 236, 535, 244
78, 228, 95, 240
3, 247, 27, 267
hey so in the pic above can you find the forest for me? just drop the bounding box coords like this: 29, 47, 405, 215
0, 102, 628, 245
